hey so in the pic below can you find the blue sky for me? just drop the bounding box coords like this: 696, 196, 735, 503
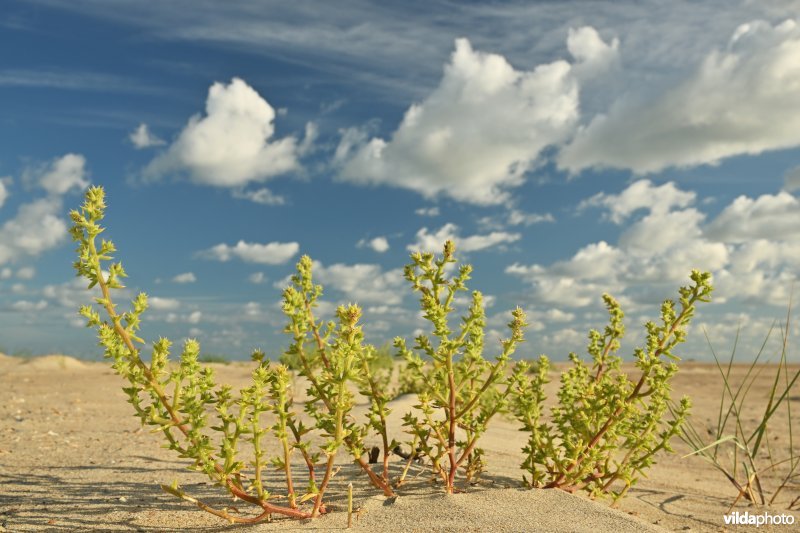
1, 0, 799, 361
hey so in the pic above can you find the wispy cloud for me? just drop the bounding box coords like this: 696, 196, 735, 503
0, 68, 163, 94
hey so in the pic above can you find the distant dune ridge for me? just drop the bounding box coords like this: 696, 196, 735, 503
0, 354, 798, 531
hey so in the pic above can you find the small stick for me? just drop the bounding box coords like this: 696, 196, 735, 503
347, 482, 353, 529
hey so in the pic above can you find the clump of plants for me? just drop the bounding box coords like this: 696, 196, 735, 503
394, 241, 527, 493
70, 186, 393, 523
70, 185, 715, 523
680, 299, 800, 510
509, 271, 713, 502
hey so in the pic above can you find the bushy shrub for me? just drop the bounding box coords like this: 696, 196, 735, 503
394, 241, 527, 493
509, 273, 712, 501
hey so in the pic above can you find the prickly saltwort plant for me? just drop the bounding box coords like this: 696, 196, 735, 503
280, 262, 396, 506
394, 241, 527, 494
510, 271, 713, 501
70, 186, 392, 522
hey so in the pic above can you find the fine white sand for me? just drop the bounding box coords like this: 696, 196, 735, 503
1, 354, 798, 531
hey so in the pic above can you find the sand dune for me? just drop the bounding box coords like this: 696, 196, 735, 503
1, 355, 798, 531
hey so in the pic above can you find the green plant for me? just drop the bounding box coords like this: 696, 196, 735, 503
394, 241, 527, 493
280, 257, 396, 495
510, 271, 712, 502
198, 353, 230, 364
70, 186, 393, 523
679, 298, 800, 510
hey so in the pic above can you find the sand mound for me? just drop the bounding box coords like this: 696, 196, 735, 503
357, 488, 661, 532
20, 354, 88, 370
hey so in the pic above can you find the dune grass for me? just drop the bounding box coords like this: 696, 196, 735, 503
679, 295, 800, 510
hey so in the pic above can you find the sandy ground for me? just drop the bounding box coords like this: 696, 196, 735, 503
1, 354, 799, 532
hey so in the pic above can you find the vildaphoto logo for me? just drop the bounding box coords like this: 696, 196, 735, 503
723, 511, 796, 527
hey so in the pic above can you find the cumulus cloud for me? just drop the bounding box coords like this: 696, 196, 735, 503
415, 206, 440, 217
199, 240, 299, 264
232, 187, 286, 205
567, 26, 620, 81
357, 236, 389, 253
313, 262, 405, 305
172, 272, 196, 283
0, 178, 9, 208
507, 180, 730, 307
560, 19, 800, 174
166, 310, 203, 324
408, 223, 520, 253
579, 180, 695, 224
705, 191, 800, 242
0, 198, 68, 265
129, 123, 166, 149
36, 153, 89, 196
336, 32, 614, 204
785, 165, 800, 192
11, 299, 47, 312
149, 296, 181, 310
15, 266, 35, 280
145, 78, 312, 187
508, 209, 554, 226
0, 155, 89, 265
276, 261, 406, 305
510, 178, 800, 310
248, 272, 266, 284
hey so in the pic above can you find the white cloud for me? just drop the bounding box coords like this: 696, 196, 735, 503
567, 26, 620, 81
0, 268, 10, 279
705, 191, 800, 243
507, 209, 555, 226
200, 240, 299, 264
11, 299, 48, 312
544, 308, 576, 323
248, 272, 266, 284
15, 267, 35, 280
560, 19, 800, 174
149, 296, 181, 310
477, 209, 554, 232
415, 206, 440, 217
408, 223, 520, 253
784, 165, 800, 192
579, 180, 696, 224
713, 240, 800, 304
145, 78, 312, 187
0, 198, 68, 265
166, 310, 203, 324
172, 272, 196, 284
42, 277, 108, 309
507, 241, 625, 307
288, 261, 406, 306
37, 154, 89, 196
0, 178, 9, 208
129, 123, 166, 149
507, 179, 730, 307
232, 187, 286, 205
336, 34, 606, 204
243, 302, 264, 318
357, 236, 389, 253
